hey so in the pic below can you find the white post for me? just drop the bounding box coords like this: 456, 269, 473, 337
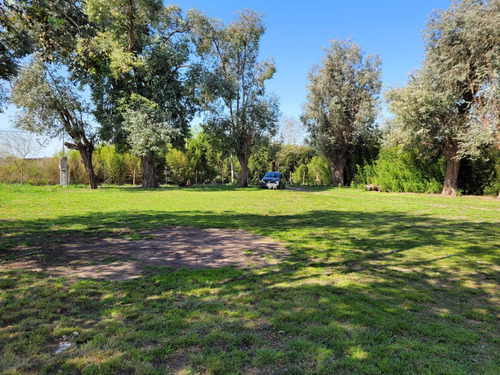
230, 153, 234, 184
60, 156, 68, 187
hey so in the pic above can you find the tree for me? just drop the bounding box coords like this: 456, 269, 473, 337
0, 131, 39, 184
388, 0, 500, 196
302, 39, 381, 187
10, 58, 98, 188
86, 0, 198, 188
189, 9, 280, 187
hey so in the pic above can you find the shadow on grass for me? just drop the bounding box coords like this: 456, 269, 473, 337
95, 184, 266, 193
0, 208, 499, 374
1, 208, 498, 267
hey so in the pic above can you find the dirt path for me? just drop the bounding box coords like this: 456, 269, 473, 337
2, 227, 287, 281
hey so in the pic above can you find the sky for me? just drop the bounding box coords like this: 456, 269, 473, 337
0, 0, 453, 157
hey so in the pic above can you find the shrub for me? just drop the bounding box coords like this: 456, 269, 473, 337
368, 147, 444, 193
307, 156, 332, 186
165, 149, 192, 186
292, 164, 308, 185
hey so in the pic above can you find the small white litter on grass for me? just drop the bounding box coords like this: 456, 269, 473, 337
54, 341, 73, 355
54, 331, 79, 355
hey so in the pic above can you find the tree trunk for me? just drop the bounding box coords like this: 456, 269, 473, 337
141, 151, 159, 188
78, 145, 98, 189
237, 153, 250, 187
329, 153, 347, 187
442, 138, 460, 196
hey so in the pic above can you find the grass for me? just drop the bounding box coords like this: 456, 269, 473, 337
0, 184, 499, 374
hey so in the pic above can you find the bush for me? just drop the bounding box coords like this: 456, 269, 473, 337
458, 150, 500, 195
0, 157, 60, 185
94, 145, 142, 185
482, 151, 500, 197
367, 147, 444, 193
292, 164, 308, 185
165, 148, 192, 186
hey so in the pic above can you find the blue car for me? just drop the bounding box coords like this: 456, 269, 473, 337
258, 171, 286, 189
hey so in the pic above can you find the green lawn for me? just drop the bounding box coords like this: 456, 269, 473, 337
0, 184, 499, 374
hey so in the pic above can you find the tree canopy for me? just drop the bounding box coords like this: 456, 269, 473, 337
387, 0, 500, 195
85, 0, 199, 187
10, 58, 99, 188
189, 9, 279, 187
302, 39, 381, 187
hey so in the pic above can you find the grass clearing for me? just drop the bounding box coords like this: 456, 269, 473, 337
0, 184, 499, 374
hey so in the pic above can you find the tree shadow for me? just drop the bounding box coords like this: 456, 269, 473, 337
0, 207, 499, 373
1, 208, 498, 266
1, 251, 498, 373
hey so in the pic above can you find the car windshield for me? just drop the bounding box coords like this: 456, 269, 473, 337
264, 172, 280, 178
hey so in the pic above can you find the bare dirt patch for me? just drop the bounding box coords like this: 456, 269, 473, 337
2, 227, 287, 281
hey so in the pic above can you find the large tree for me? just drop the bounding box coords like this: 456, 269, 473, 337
1, 0, 97, 79
189, 9, 280, 187
387, 0, 500, 196
86, 0, 198, 188
10, 59, 98, 188
2, 0, 101, 188
302, 39, 381, 187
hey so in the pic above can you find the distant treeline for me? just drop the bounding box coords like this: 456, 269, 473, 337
2, 130, 499, 196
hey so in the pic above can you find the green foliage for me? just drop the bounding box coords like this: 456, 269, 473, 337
306, 156, 332, 185
189, 9, 280, 186
61, 146, 142, 186
248, 142, 280, 183
66, 150, 89, 185
166, 148, 191, 186
93, 145, 141, 185
0, 2, 33, 110
292, 164, 308, 185
291, 156, 333, 186
459, 149, 500, 196
275, 144, 315, 182
302, 39, 381, 185
386, 0, 500, 194
350, 163, 375, 188
424, 0, 500, 158
84, 0, 198, 187
10, 59, 96, 143
247, 142, 316, 184
165, 131, 227, 186
366, 147, 444, 193
121, 94, 177, 158
345, 130, 381, 186
186, 132, 219, 184
0, 157, 59, 185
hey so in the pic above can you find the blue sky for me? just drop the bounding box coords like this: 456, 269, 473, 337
0, 0, 452, 156
175, 0, 451, 118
